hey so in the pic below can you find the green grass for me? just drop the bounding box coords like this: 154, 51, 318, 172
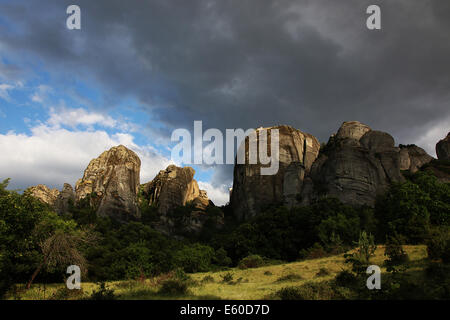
9, 245, 428, 300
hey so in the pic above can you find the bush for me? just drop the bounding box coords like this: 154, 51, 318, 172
384, 236, 409, 273
201, 275, 215, 283
276, 274, 303, 282
89, 283, 116, 300
315, 268, 330, 277
213, 248, 232, 267
299, 243, 327, 260
276, 287, 304, 300
334, 270, 359, 288
276, 282, 337, 300
238, 255, 265, 269
344, 231, 376, 275
375, 179, 432, 243
174, 268, 191, 282
425, 262, 450, 281
426, 227, 450, 263
173, 243, 215, 273
221, 272, 234, 283
49, 287, 84, 300
158, 279, 189, 296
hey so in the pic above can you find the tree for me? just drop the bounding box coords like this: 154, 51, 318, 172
344, 231, 377, 275
26, 226, 98, 289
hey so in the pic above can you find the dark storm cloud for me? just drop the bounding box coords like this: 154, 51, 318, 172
1, 0, 449, 186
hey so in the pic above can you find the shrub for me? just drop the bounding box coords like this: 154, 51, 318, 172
426, 227, 450, 263
174, 268, 191, 282
264, 271, 273, 276
173, 243, 215, 273
334, 270, 359, 288
276, 274, 303, 282
89, 283, 116, 300
344, 231, 376, 275
299, 243, 327, 260
276, 282, 337, 300
221, 272, 234, 283
425, 262, 450, 281
158, 279, 189, 296
238, 255, 265, 269
49, 287, 84, 300
375, 180, 431, 243
276, 287, 303, 300
315, 268, 330, 277
213, 248, 232, 267
201, 275, 215, 283
384, 236, 409, 273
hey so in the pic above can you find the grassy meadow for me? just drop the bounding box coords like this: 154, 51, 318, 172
9, 245, 428, 300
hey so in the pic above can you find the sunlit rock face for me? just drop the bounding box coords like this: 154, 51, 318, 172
142, 165, 204, 215
75, 145, 141, 222
230, 125, 320, 221
142, 165, 219, 234
26, 184, 60, 207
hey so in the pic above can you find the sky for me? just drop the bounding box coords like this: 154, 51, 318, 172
0, 0, 449, 206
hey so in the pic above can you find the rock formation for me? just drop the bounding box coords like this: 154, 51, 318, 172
399, 144, 433, 173
301, 122, 405, 207
75, 145, 141, 221
142, 165, 210, 215
230, 125, 320, 221
336, 121, 371, 141
26, 184, 60, 207
141, 164, 217, 233
436, 132, 450, 161
55, 183, 75, 214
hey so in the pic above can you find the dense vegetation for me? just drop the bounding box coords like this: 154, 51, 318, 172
0, 168, 449, 299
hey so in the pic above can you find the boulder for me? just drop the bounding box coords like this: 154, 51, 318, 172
360, 130, 395, 152
26, 184, 60, 207
230, 125, 320, 221
336, 121, 371, 141
436, 132, 450, 161
75, 145, 141, 222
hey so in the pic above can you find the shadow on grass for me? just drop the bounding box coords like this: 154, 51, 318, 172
117, 288, 221, 300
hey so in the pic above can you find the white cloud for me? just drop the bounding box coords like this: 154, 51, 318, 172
415, 117, 450, 157
0, 105, 225, 208
31, 85, 53, 104
47, 106, 118, 129
0, 84, 14, 101
0, 117, 172, 191
197, 181, 230, 206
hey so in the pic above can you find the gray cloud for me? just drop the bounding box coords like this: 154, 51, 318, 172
1, 0, 449, 187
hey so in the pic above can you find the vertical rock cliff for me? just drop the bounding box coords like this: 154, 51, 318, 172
75, 145, 141, 221
230, 125, 320, 221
